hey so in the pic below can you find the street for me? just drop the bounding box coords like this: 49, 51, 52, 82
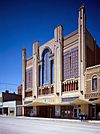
0, 117, 100, 134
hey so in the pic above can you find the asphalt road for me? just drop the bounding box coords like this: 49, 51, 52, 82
0, 117, 100, 134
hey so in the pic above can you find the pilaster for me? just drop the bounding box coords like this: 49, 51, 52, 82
78, 5, 86, 97
54, 25, 63, 99
33, 41, 39, 99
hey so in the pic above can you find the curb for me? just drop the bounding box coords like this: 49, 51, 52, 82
0, 115, 100, 124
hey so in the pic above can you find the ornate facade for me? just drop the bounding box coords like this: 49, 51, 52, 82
22, 5, 100, 119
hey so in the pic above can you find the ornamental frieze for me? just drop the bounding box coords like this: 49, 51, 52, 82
85, 93, 100, 99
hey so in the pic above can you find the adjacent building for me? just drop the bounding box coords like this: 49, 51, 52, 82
22, 5, 100, 119
85, 65, 100, 119
0, 90, 22, 116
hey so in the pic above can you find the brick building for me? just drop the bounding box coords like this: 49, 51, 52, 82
85, 65, 100, 119
18, 85, 22, 95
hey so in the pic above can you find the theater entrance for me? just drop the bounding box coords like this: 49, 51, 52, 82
73, 106, 81, 118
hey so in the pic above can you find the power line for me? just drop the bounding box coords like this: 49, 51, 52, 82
0, 83, 17, 86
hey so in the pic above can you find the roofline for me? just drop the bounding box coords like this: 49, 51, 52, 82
64, 30, 78, 40
26, 56, 33, 61
26, 30, 78, 60
39, 38, 55, 49
86, 64, 100, 70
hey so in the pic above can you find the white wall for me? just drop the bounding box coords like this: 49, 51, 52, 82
0, 93, 2, 97
3, 101, 16, 108
3, 101, 16, 116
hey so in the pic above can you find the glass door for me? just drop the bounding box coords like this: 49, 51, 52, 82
73, 106, 80, 118
73, 108, 77, 118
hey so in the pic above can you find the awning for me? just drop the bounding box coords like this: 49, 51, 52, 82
92, 98, 100, 104
24, 101, 71, 107
23, 98, 93, 107
51, 102, 70, 106
70, 98, 91, 105
24, 100, 50, 107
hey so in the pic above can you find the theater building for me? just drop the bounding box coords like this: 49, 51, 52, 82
22, 5, 100, 119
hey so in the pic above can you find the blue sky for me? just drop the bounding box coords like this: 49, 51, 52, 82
0, 0, 100, 93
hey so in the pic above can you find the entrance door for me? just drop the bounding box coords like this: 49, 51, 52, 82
0, 108, 2, 115
3, 108, 8, 115
73, 109, 77, 118
73, 106, 80, 118
92, 106, 96, 119
37, 106, 47, 117
49, 106, 55, 118
97, 105, 100, 119
89, 105, 96, 119
37, 106, 55, 118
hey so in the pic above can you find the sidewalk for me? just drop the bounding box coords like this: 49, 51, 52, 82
0, 115, 100, 124
17, 116, 100, 124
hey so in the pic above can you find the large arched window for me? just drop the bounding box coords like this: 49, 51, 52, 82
92, 75, 98, 91
42, 48, 50, 84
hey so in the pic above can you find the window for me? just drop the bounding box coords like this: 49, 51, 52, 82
39, 65, 42, 86
69, 55, 72, 70
51, 60, 54, 84
63, 46, 78, 80
25, 91, 32, 97
26, 68, 32, 90
92, 76, 98, 91
46, 54, 48, 80
29, 72, 31, 82
10, 110, 14, 113
42, 48, 50, 84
